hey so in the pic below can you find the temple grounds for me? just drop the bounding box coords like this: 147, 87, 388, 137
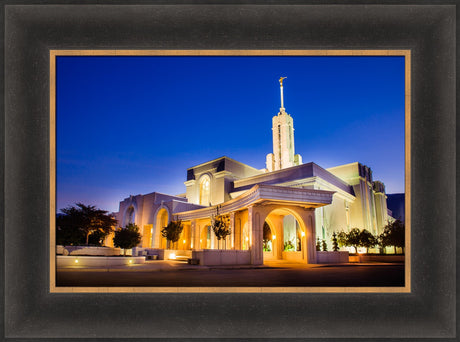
56, 260, 405, 287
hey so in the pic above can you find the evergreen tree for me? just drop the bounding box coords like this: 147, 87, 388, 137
332, 232, 339, 251
316, 237, 321, 251
336, 231, 348, 249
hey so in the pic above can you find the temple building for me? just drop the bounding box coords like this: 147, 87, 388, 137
114, 78, 391, 265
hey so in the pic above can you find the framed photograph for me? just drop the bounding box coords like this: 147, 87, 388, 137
3, 2, 456, 340
51, 50, 409, 293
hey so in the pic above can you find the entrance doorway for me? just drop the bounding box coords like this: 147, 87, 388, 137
262, 221, 275, 260
264, 208, 306, 262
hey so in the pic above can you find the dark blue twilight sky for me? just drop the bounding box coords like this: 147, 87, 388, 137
56, 56, 405, 213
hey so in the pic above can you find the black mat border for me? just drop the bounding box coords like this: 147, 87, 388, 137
3, 2, 457, 341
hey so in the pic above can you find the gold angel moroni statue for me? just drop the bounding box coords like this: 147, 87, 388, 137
279, 76, 287, 86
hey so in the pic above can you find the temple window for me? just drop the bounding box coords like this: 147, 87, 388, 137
199, 175, 211, 206
126, 206, 135, 225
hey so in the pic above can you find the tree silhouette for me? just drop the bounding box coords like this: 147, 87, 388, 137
359, 229, 377, 253
161, 220, 183, 249
336, 228, 376, 254
379, 220, 405, 254
113, 223, 142, 256
346, 228, 361, 253
57, 202, 117, 246
332, 232, 339, 251
212, 216, 231, 249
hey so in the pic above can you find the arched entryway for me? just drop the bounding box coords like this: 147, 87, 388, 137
262, 220, 276, 260
155, 208, 169, 249
262, 207, 309, 263
200, 225, 212, 249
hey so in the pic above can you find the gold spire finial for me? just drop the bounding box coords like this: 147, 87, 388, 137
279, 77, 287, 86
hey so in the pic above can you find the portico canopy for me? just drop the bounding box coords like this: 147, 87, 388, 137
174, 184, 334, 220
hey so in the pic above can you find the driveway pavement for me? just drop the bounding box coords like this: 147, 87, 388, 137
56, 260, 405, 287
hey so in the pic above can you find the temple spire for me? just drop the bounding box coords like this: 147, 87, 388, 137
266, 77, 302, 172
279, 77, 287, 111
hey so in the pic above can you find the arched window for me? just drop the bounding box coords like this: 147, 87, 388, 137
345, 202, 350, 229
126, 206, 135, 225
156, 208, 169, 249
199, 175, 211, 206
263, 221, 273, 252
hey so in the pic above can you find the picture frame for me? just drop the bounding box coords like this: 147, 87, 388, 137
3, 2, 456, 340
51, 49, 409, 293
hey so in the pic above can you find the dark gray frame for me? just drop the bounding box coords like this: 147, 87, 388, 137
3, 3, 456, 340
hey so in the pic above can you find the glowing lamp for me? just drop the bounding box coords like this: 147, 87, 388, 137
301, 232, 305, 237
169, 253, 177, 260
74, 259, 79, 264
183, 239, 186, 244
272, 235, 276, 240
129, 259, 133, 264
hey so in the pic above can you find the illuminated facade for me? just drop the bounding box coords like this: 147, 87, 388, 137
115, 80, 391, 265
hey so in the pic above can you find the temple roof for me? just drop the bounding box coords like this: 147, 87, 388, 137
233, 162, 353, 195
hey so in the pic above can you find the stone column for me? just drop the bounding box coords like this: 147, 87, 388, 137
234, 215, 241, 250
211, 229, 215, 249
229, 212, 235, 250
197, 224, 203, 249
272, 215, 284, 260
304, 209, 317, 264
153, 223, 161, 249
190, 220, 197, 250
249, 206, 263, 265
150, 225, 155, 249
288, 207, 317, 264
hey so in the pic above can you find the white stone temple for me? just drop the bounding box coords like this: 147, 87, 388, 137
112, 78, 392, 265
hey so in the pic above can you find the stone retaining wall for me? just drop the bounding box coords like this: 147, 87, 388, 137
57, 256, 145, 267
317, 251, 349, 263
349, 255, 405, 263
192, 250, 251, 266
56, 245, 131, 256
